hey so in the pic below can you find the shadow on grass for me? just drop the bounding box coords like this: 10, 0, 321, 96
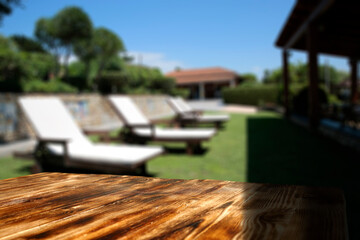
26, 161, 156, 178
247, 116, 360, 239
164, 146, 209, 155
16, 164, 34, 175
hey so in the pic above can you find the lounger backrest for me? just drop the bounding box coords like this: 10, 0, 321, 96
108, 96, 150, 126
167, 97, 184, 114
176, 97, 193, 113
19, 97, 90, 145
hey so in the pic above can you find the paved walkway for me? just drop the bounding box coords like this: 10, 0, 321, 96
187, 99, 257, 114
0, 139, 36, 158
221, 104, 258, 114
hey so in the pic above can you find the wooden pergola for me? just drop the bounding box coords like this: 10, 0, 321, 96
275, 0, 360, 128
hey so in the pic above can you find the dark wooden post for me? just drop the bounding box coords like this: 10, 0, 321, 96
282, 50, 290, 117
307, 24, 320, 129
350, 58, 358, 104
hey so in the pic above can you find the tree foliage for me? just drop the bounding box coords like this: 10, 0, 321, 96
73, 27, 125, 90
242, 73, 257, 82
52, 7, 93, 78
92, 27, 125, 80
34, 7, 93, 79
52, 7, 93, 45
240, 73, 259, 86
0, 35, 25, 91
34, 17, 62, 76
0, 0, 21, 23
0, 35, 57, 92
262, 61, 348, 85
73, 38, 96, 87
1, 5, 176, 95
10, 35, 45, 53
34, 18, 60, 52
95, 62, 176, 95
21, 52, 55, 80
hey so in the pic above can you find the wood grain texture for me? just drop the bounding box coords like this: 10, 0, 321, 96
0, 173, 347, 240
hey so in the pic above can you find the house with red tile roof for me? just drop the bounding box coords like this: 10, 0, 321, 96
166, 67, 239, 99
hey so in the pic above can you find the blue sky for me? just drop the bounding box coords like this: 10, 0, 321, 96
1, 0, 349, 79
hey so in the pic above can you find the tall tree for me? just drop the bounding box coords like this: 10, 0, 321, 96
34, 18, 61, 77
73, 38, 96, 87
92, 27, 125, 83
242, 73, 258, 83
52, 6, 92, 78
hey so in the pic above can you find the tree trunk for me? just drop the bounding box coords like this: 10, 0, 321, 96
53, 48, 60, 79
95, 59, 106, 83
85, 59, 91, 89
63, 46, 72, 81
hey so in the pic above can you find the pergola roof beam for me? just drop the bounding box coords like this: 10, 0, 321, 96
283, 0, 335, 50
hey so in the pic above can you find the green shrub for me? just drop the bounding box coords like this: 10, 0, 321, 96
0, 35, 27, 92
125, 87, 149, 95
96, 71, 127, 94
20, 52, 55, 80
23, 79, 77, 93
222, 85, 280, 106
0, 35, 58, 92
292, 86, 328, 116
277, 83, 307, 106
149, 76, 175, 94
328, 94, 341, 105
172, 88, 190, 99
63, 75, 88, 91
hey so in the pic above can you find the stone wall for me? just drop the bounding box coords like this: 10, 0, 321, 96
0, 94, 28, 142
131, 95, 174, 120
0, 93, 175, 142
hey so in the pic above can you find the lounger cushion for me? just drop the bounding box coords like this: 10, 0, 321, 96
181, 114, 229, 122
49, 143, 163, 167
134, 127, 216, 140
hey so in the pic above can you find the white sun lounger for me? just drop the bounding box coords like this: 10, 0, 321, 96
167, 97, 230, 128
19, 97, 163, 174
108, 95, 217, 154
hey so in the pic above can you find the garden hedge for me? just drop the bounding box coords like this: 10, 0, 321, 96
222, 85, 279, 106
222, 84, 306, 106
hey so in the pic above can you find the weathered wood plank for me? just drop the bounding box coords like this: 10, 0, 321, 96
0, 173, 347, 240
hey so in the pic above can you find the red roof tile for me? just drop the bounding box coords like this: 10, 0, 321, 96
166, 67, 237, 85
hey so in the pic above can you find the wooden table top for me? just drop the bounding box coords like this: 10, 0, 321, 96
0, 173, 347, 240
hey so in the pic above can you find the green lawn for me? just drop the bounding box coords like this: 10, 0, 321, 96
1, 111, 359, 185
148, 113, 247, 181
1, 111, 360, 238
0, 156, 34, 180
0, 113, 249, 181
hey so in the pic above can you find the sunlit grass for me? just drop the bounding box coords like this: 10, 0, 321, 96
0, 157, 33, 180
0, 113, 249, 181
148, 113, 247, 181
